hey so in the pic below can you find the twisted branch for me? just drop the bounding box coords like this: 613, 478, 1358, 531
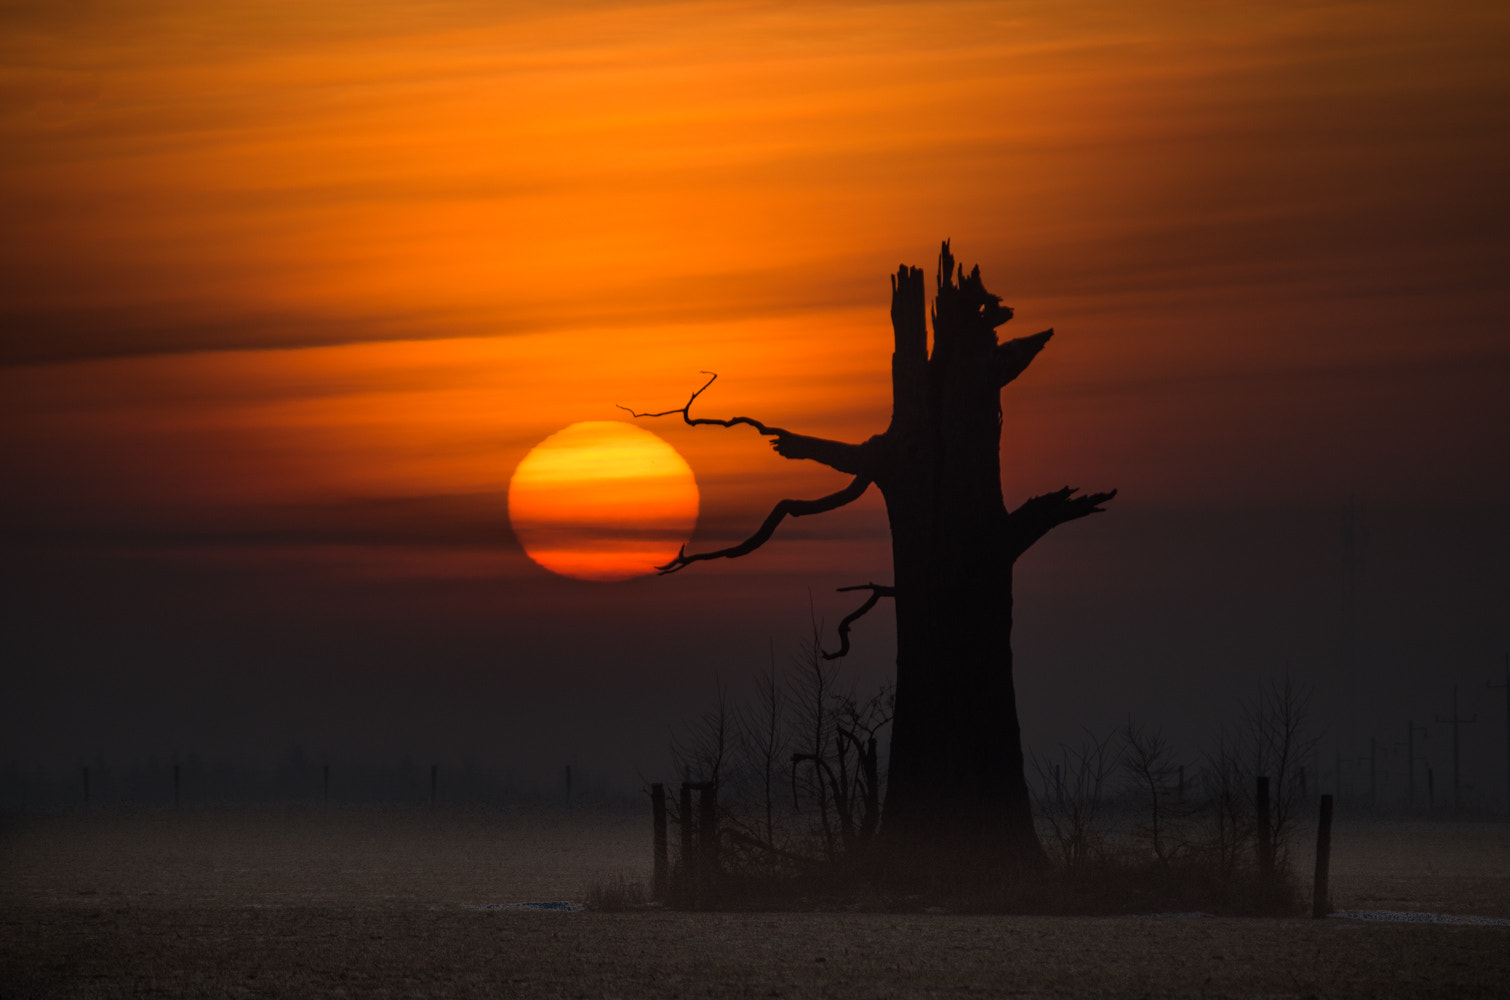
822, 583, 896, 660
619, 373, 876, 475
657, 476, 873, 574
618, 372, 759, 428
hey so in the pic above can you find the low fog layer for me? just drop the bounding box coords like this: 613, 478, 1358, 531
5, 501, 1506, 811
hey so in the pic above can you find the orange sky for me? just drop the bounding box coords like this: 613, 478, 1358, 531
2, 0, 1507, 784
5, 0, 1507, 527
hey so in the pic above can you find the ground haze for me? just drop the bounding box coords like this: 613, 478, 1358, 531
3, 806, 1507, 997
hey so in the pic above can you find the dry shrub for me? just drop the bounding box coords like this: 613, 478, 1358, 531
668, 640, 1317, 915
666, 625, 893, 903
1025, 677, 1320, 915
584, 874, 649, 912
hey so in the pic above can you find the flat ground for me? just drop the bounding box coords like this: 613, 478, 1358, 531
3, 808, 1507, 998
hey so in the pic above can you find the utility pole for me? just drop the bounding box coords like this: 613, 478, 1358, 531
1407, 720, 1428, 808
1436, 684, 1477, 811
1340, 498, 1366, 681
1490, 654, 1508, 815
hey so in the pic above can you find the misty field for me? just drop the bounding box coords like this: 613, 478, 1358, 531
3, 807, 1508, 998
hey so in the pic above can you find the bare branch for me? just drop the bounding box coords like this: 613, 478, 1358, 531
1006, 485, 1117, 561
619, 372, 875, 475
992, 329, 1054, 387
657, 476, 873, 574
822, 583, 896, 660
618, 372, 740, 424
1029, 727, 1121, 872
720, 827, 824, 869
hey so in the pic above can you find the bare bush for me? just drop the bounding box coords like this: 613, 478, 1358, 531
666, 623, 893, 893
1031, 729, 1120, 876
1120, 722, 1195, 864
1195, 676, 1320, 881
788, 623, 840, 859
736, 652, 787, 852
1021, 677, 1317, 913
1201, 722, 1250, 878
1244, 674, 1319, 874
666, 653, 1315, 913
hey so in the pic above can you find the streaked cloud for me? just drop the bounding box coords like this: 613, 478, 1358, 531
1, 0, 1506, 577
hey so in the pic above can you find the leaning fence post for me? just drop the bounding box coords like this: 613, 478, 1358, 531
1312, 794, 1333, 918
651, 783, 668, 903
1256, 775, 1273, 881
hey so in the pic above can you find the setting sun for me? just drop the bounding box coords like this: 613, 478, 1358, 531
507, 421, 699, 582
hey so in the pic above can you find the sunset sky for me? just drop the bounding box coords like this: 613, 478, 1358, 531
3, 0, 1507, 802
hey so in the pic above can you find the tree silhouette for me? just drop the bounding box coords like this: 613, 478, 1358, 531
625, 241, 1114, 883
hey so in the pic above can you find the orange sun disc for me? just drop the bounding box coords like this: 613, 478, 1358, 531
507, 421, 699, 582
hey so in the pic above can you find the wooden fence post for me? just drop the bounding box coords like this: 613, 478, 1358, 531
1312, 794, 1333, 918
1256, 775, 1273, 881
679, 782, 695, 908
698, 784, 719, 910
651, 783, 668, 903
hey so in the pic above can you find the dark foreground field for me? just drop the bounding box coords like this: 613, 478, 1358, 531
3, 808, 1508, 998
8, 904, 1510, 999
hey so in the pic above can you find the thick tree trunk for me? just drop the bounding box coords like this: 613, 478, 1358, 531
875, 248, 1044, 882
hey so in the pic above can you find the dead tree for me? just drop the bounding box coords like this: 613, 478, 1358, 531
625, 242, 1114, 882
